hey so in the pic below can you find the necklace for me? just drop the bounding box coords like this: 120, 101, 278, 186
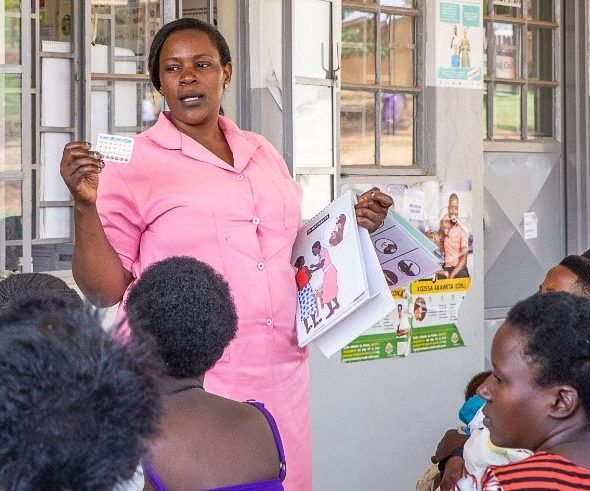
169, 383, 203, 394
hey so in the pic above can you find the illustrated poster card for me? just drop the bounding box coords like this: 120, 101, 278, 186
341, 181, 472, 362
291, 192, 369, 348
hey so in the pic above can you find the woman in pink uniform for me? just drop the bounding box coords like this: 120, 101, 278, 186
59, 18, 392, 490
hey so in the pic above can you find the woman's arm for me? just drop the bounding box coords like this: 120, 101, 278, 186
61, 142, 131, 307
72, 203, 132, 307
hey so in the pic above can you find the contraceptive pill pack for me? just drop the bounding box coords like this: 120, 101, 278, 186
95, 133, 134, 164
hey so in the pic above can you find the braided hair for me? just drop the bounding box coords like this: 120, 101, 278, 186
0, 273, 82, 313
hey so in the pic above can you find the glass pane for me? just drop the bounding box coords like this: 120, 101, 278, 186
294, 85, 333, 167
527, 0, 554, 22
494, 23, 520, 78
4, 245, 22, 272
483, 22, 489, 76
90, 81, 163, 144
294, 0, 331, 79
527, 86, 553, 138
41, 54, 72, 127
528, 27, 553, 81
340, 90, 376, 165
493, 5, 521, 17
296, 174, 332, 221
483, 85, 489, 139
40, 0, 73, 45
0, 74, 22, 172
493, 84, 521, 139
380, 93, 413, 166
32, 242, 74, 271
114, 3, 160, 58
381, 0, 413, 7
1, 180, 22, 241
91, 1, 161, 69
342, 10, 376, 85
2, 3, 21, 64
39, 208, 71, 239
380, 14, 414, 87
40, 133, 71, 202
182, 0, 212, 21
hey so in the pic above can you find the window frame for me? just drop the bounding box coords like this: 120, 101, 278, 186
483, 0, 560, 142
339, 0, 425, 176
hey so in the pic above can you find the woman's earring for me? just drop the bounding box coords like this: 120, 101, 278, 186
224, 83, 229, 89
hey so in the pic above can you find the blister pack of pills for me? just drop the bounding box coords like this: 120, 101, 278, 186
95, 133, 134, 163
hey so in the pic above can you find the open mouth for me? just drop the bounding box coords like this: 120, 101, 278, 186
179, 93, 204, 105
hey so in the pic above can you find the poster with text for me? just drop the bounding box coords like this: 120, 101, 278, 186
436, 0, 483, 89
341, 181, 471, 362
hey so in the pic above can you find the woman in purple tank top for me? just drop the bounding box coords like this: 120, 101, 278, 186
126, 257, 286, 491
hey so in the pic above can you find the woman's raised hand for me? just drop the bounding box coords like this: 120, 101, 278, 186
60, 141, 104, 206
355, 187, 394, 233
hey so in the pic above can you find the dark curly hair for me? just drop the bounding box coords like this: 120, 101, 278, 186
559, 255, 590, 297
0, 295, 162, 490
506, 292, 590, 418
148, 17, 232, 91
125, 256, 238, 378
0, 272, 82, 313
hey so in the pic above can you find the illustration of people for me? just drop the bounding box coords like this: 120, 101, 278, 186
396, 303, 411, 336
413, 297, 427, 322
398, 259, 420, 277
294, 256, 322, 334
329, 213, 347, 247
451, 46, 460, 68
383, 269, 398, 287
459, 28, 471, 67
438, 193, 470, 279
450, 24, 458, 50
376, 238, 397, 255
310, 240, 340, 319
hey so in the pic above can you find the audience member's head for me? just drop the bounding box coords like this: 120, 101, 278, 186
0, 272, 82, 314
125, 256, 238, 379
0, 295, 162, 490
478, 292, 590, 451
464, 370, 492, 401
539, 255, 590, 297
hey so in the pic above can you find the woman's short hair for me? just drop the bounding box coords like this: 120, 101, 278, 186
0, 296, 161, 490
506, 292, 590, 418
559, 255, 590, 297
125, 256, 238, 378
148, 17, 232, 91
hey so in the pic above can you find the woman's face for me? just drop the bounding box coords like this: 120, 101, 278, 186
158, 29, 232, 130
478, 322, 553, 451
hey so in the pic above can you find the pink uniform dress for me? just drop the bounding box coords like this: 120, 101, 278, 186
318, 247, 338, 304
96, 112, 311, 491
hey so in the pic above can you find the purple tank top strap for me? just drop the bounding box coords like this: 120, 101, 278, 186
141, 458, 169, 491
246, 400, 287, 480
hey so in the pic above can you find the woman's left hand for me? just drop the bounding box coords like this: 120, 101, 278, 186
355, 187, 394, 233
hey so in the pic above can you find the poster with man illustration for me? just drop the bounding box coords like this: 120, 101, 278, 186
341, 181, 472, 363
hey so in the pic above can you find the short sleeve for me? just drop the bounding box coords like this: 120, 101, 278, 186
96, 163, 145, 273
480, 468, 503, 491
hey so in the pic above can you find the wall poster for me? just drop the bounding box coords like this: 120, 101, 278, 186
435, 0, 483, 89
341, 181, 473, 363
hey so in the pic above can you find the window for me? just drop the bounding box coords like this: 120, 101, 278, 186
340, 0, 421, 168
483, 0, 558, 140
